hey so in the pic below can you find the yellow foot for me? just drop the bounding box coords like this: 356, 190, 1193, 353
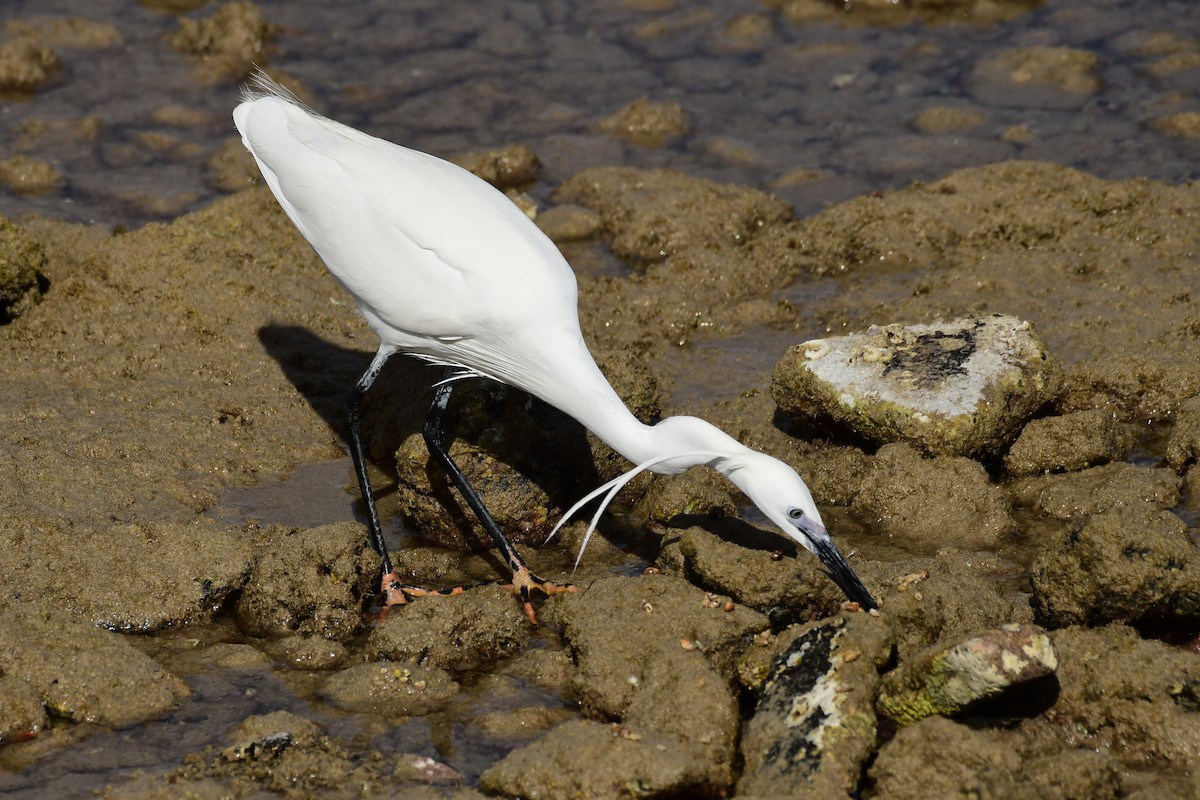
506, 567, 577, 625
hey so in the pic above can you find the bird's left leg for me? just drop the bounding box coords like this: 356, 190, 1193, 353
344, 348, 481, 614
424, 379, 576, 624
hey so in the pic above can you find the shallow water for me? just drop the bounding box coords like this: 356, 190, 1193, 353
3, 0, 1198, 230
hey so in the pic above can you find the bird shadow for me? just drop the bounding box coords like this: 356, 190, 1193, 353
258, 324, 609, 565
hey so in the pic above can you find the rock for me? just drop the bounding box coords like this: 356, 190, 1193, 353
535, 204, 602, 242
233, 522, 372, 641
737, 614, 893, 797
479, 718, 713, 799
0, 673, 45, 745
3, 17, 123, 49
0, 217, 47, 322
876, 624, 1058, 725
270, 635, 348, 670
1049, 625, 1200, 769
596, 98, 688, 148
393, 753, 465, 785
634, 467, 737, 525
1004, 409, 1132, 476
550, 574, 769, 786
853, 443, 1016, 550
972, 46, 1102, 109
1030, 506, 1200, 626
0, 517, 253, 632
772, 315, 1062, 458
0, 603, 189, 730
170, 1, 274, 83
450, 144, 540, 190
873, 553, 1035, 661
1154, 112, 1200, 141
658, 523, 868, 618
207, 137, 260, 192
0, 36, 59, 93
869, 716, 1022, 799
321, 662, 459, 717
555, 166, 791, 266
1166, 396, 1200, 471
366, 583, 530, 672
221, 710, 321, 762
1009, 463, 1181, 522
910, 106, 986, 134
0, 156, 63, 195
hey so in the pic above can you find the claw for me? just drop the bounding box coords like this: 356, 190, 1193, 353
506, 566, 577, 625
378, 570, 468, 621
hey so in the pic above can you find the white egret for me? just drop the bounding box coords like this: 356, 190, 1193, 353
233, 71, 876, 623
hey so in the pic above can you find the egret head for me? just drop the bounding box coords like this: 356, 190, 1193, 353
725, 452, 876, 610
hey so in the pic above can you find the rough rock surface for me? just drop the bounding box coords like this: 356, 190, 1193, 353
0, 603, 189, 734
366, 583, 531, 672
321, 662, 460, 717
853, 443, 1016, 551
0, 216, 46, 322
1004, 409, 1132, 476
772, 315, 1061, 459
548, 574, 769, 787
234, 522, 373, 641
1030, 506, 1200, 626
876, 623, 1057, 725
1, 517, 253, 631
737, 613, 892, 797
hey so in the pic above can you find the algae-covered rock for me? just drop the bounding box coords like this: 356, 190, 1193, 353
876, 623, 1057, 725
0, 517, 254, 631
0, 216, 47, 322
321, 661, 459, 717
550, 574, 769, 787
868, 716, 1022, 800
478, 718, 714, 799
1009, 463, 1181, 522
738, 613, 893, 797
853, 443, 1016, 550
0, 36, 59, 93
1030, 506, 1200, 626
1004, 409, 1132, 476
233, 522, 373, 641
0, 603, 189, 730
772, 315, 1061, 458
1165, 395, 1200, 472
1049, 625, 1200, 769
366, 583, 530, 672
596, 97, 689, 148
450, 144, 540, 190
170, 1, 274, 83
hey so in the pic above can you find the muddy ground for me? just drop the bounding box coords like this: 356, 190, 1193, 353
2, 150, 1198, 797
1, 3, 1199, 796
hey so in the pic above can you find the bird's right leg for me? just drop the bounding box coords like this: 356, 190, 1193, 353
343, 347, 471, 612
423, 380, 575, 625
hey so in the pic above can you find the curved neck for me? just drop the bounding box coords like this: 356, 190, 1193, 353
506, 332, 750, 474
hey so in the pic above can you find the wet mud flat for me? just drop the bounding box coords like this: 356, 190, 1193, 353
2, 155, 1199, 798
2, 1, 1200, 798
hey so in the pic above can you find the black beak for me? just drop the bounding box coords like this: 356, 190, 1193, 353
812, 537, 877, 610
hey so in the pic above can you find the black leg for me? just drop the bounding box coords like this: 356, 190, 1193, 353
344, 349, 477, 613
343, 347, 395, 576
423, 379, 574, 624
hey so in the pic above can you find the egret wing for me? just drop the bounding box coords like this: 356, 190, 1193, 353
234, 97, 575, 339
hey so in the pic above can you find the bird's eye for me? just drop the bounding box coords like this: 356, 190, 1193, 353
788, 508, 804, 520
